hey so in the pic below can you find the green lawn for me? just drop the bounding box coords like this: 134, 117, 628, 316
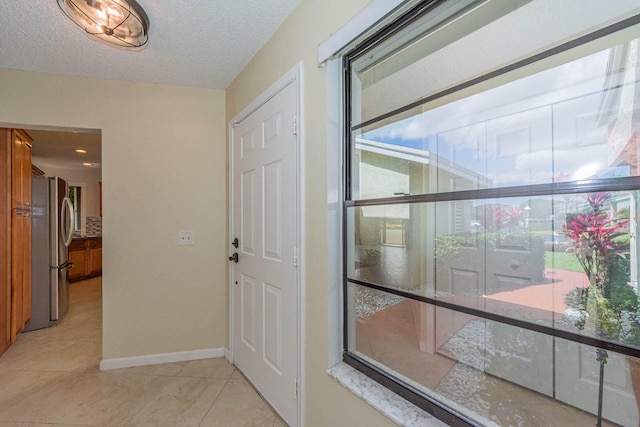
545, 251, 583, 273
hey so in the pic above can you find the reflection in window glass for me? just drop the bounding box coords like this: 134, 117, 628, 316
344, 2, 640, 426
68, 185, 81, 231
353, 39, 640, 199
348, 283, 640, 427
350, 191, 640, 342
349, 188, 640, 421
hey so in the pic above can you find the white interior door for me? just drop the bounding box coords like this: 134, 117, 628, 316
231, 81, 298, 426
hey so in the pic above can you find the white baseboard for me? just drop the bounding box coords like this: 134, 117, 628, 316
224, 348, 232, 363
99, 347, 227, 371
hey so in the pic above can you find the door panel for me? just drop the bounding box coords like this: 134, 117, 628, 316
232, 81, 298, 426
241, 171, 256, 255
263, 160, 282, 260
263, 111, 282, 147
241, 128, 256, 157
241, 274, 256, 350
263, 282, 282, 372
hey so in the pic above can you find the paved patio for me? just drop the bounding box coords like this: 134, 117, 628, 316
355, 267, 625, 426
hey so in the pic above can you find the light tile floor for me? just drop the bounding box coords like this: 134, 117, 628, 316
0, 277, 286, 427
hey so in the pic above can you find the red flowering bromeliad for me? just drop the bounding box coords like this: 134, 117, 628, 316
563, 192, 630, 298
493, 206, 526, 231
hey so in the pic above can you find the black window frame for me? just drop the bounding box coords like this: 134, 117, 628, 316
341, 2, 640, 425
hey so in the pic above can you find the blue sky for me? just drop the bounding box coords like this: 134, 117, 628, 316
358, 47, 634, 186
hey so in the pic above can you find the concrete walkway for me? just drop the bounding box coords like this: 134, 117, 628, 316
486, 268, 591, 320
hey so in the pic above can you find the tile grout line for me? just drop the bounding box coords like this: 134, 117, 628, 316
196, 376, 231, 427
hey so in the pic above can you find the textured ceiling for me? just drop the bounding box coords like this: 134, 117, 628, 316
28, 129, 102, 171
2, 1, 301, 172
0, 0, 302, 90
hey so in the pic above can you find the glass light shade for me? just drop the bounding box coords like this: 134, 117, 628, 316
57, 0, 150, 48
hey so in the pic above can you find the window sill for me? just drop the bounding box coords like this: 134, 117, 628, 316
328, 362, 448, 427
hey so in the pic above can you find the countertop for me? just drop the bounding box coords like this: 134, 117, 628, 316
72, 235, 102, 240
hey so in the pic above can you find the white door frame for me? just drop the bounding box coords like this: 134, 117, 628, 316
227, 62, 305, 426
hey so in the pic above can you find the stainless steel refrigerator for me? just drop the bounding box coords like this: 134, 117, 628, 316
25, 176, 74, 332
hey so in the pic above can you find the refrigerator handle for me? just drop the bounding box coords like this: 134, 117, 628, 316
59, 261, 75, 271
61, 197, 75, 247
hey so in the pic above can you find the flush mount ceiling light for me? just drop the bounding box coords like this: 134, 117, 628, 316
56, 0, 150, 48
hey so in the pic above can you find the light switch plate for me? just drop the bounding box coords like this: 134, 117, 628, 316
178, 231, 195, 246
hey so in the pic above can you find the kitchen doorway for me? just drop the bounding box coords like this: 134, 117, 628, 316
6, 125, 103, 366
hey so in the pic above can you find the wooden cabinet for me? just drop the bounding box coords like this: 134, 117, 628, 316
13, 130, 32, 210
90, 238, 102, 276
0, 128, 32, 355
11, 210, 31, 342
69, 237, 102, 282
69, 239, 89, 282
31, 164, 45, 177
11, 130, 32, 342
0, 130, 11, 356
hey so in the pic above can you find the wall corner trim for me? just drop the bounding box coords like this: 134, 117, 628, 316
317, 0, 407, 65
99, 347, 226, 371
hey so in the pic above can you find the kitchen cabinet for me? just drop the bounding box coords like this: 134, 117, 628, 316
0, 128, 33, 355
69, 239, 88, 282
0, 130, 10, 356
31, 164, 45, 177
90, 238, 102, 276
11, 129, 32, 342
11, 210, 31, 341
69, 237, 102, 282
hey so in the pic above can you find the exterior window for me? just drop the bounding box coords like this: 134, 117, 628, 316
68, 185, 82, 231
343, 1, 640, 425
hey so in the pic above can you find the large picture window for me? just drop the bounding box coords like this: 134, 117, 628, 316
342, 1, 640, 425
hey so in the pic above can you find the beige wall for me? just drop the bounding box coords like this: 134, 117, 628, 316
0, 68, 227, 359
226, 0, 395, 425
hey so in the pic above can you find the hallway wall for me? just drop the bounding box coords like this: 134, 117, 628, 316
0, 69, 228, 359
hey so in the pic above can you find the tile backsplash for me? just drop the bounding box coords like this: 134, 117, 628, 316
86, 216, 102, 236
